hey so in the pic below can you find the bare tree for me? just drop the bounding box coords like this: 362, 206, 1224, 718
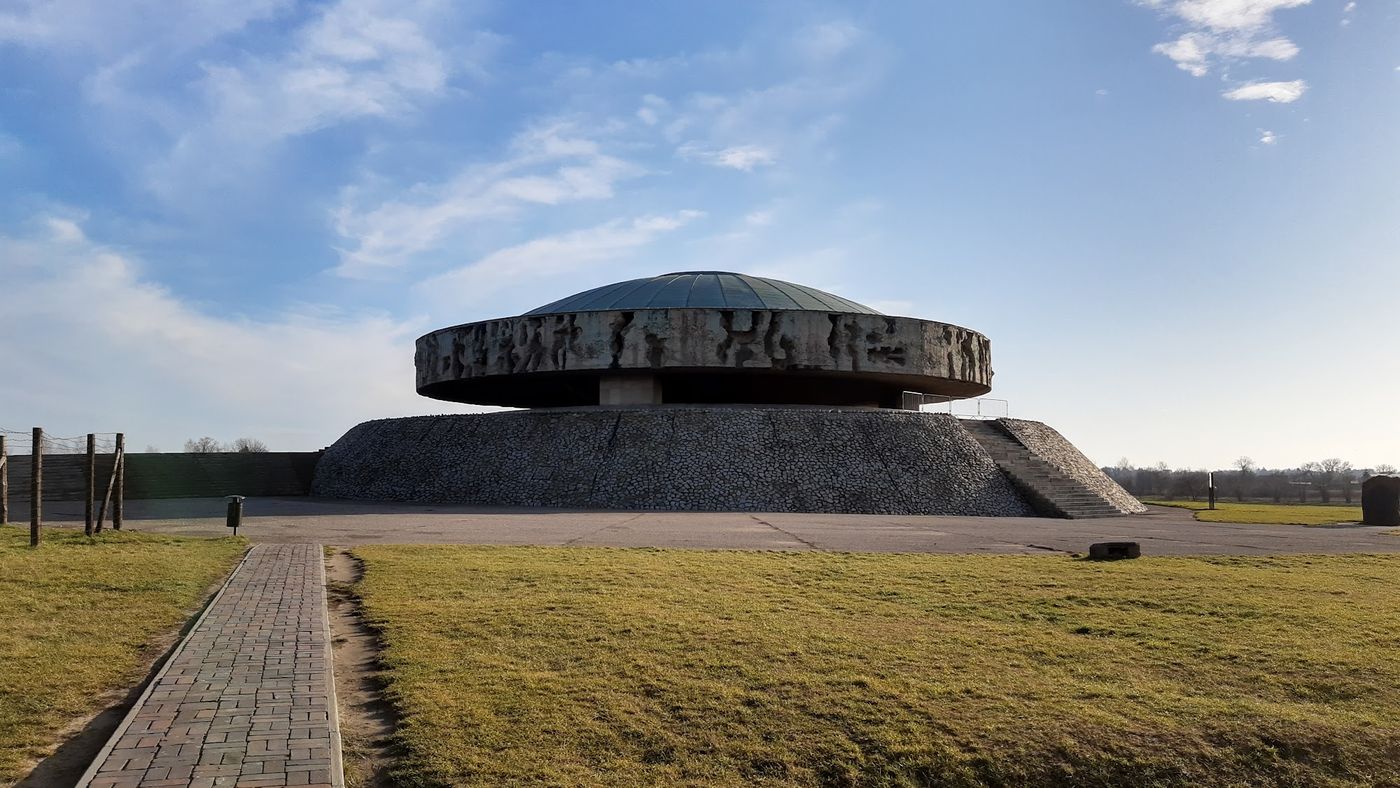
1376, 464, 1397, 475
184, 437, 223, 453
1171, 470, 1209, 501
1308, 458, 1353, 504
1145, 461, 1170, 498
144, 445, 161, 453
231, 437, 268, 453
1108, 457, 1136, 493
1300, 462, 1316, 498
1337, 462, 1358, 504
1261, 471, 1289, 503
1231, 456, 1256, 501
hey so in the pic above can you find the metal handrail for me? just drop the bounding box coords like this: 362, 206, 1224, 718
901, 392, 1009, 419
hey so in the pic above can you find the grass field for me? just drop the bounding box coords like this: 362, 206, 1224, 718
354, 546, 1400, 787
1142, 499, 1364, 525
0, 526, 245, 784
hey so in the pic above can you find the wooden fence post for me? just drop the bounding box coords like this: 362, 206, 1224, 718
97, 438, 121, 534
113, 433, 125, 531
0, 435, 8, 526
30, 427, 41, 547
85, 434, 96, 536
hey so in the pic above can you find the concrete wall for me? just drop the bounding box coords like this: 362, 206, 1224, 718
997, 419, 1147, 514
125, 453, 322, 499
2, 454, 117, 502
416, 309, 993, 405
312, 408, 1034, 516
4, 452, 321, 501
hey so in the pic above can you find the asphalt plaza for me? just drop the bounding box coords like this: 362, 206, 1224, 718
27, 497, 1400, 555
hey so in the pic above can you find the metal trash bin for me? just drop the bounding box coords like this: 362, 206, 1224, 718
226, 495, 245, 535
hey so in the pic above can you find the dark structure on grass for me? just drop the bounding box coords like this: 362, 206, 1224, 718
1362, 475, 1400, 526
315, 271, 1143, 518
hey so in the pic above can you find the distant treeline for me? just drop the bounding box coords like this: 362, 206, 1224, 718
1102, 458, 1393, 504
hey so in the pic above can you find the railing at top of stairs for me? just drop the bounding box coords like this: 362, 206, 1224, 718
901, 392, 1009, 420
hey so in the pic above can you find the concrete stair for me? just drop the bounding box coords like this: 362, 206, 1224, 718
961, 420, 1124, 519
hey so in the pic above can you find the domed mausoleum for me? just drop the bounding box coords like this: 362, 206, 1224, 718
314, 271, 1144, 518
415, 271, 992, 409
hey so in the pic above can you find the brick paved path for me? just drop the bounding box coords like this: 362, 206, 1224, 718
81, 544, 343, 788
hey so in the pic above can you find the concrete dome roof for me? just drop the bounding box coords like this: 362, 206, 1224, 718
524, 271, 883, 316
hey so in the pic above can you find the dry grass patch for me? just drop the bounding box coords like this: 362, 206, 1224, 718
1143, 500, 1363, 525
0, 526, 245, 784
354, 546, 1400, 787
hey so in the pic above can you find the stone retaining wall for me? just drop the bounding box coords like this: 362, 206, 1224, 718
312, 408, 1034, 516
997, 418, 1147, 514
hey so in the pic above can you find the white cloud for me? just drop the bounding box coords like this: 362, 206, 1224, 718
339, 16, 880, 281
89, 0, 495, 201
333, 123, 642, 277
0, 0, 290, 53
1259, 129, 1278, 144
744, 210, 775, 227
714, 145, 777, 171
677, 143, 777, 171
636, 94, 668, 126
44, 215, 87, 243
488, 16, 886, 227
656, 70, 870, 171
793, 21, 865, 61
416, 211, 703, 303
1143, 0, 1309, 77
1223, 79, 1307, 102
0, 215, 453, 451
0, 130, 24, 161
1153, 31, 1299, 76
1242, 37, 1302, 60
553, 19, 882, 175
1152, 32, 1212, 76
1162, 0, 1311, 32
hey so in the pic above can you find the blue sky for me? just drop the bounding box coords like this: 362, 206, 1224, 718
2, 0, 1397, 468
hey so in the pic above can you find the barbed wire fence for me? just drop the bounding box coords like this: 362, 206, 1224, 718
1, 426, 126, 546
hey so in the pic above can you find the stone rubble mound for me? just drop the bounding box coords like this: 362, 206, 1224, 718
312, 408, 1035, 516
